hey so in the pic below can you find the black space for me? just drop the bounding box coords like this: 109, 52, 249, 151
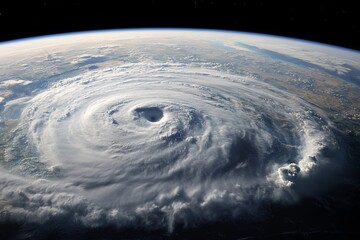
0, 0, 359, 51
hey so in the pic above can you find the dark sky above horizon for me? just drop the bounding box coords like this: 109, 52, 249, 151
0, 0, 359, 51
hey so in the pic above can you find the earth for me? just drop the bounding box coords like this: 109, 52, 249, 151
0, 29, 360, 239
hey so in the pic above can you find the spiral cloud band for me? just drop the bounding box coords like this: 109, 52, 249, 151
0, 60, 341, 232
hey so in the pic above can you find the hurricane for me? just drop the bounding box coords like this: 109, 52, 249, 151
0, 59, 343, 235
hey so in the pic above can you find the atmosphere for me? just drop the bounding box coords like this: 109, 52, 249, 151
0, 1, 359, 51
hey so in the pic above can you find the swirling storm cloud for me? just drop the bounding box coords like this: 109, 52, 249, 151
0, 30, 359, 238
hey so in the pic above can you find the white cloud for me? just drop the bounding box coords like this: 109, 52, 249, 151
0, 62, 343, 233
0, 79, 32, 88
0, 31, 353, 237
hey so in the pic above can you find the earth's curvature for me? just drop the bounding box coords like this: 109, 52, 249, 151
0, 29, 360, 239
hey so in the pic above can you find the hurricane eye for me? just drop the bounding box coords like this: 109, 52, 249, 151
134, 107, 164, 122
